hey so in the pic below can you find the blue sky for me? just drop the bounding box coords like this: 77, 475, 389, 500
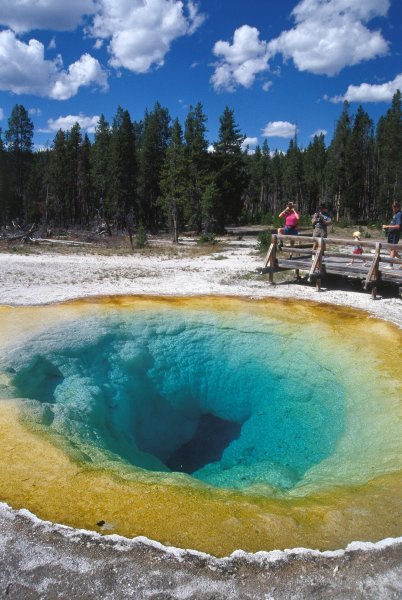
0, 0, 401, 152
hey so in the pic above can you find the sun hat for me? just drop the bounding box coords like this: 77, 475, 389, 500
353, 231, 361, 238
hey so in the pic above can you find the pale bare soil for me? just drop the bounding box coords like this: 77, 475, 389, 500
0, 227, 401, 326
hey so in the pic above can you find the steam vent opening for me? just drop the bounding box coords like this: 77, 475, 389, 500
0, 296, 401, 556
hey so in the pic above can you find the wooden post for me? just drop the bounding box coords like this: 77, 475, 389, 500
317, 238, 325, 290
309, 237, 325, 290
270, 234, 277, 284
364, 242, 381, 299
263, 234, 277, 285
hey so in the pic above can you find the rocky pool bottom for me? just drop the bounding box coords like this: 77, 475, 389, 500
0, 296, 401, 556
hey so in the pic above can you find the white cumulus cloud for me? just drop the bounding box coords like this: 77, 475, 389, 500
0, 1, 204, 80
262, 121, 297, 138
310, 129, 327, 138
268, 0, 390, 76
0, 30, 108, 99
88, 0, 204, 73
0, 107, 4, 120
43, 114, 101, 133
50, 53, 108, 100
211, 0, 390, 92
0, 0, 97, 33
211, 25, 270, 92
331, 73, 402, 103
241, 136, 259, 151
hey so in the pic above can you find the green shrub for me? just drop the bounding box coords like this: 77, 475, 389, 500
298, 213, 311, 227
272, 215, 282, 228
197, 232, 217, 245
257, 231, 272, 252
135, 225, 148, 248
371, 221, 383, 230
261, 213, 273, 225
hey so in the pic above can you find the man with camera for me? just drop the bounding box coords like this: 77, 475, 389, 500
312, 204, 331, 251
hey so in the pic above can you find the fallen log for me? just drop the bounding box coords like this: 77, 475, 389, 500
30, 238, 93, 246
3, 223, 38, 242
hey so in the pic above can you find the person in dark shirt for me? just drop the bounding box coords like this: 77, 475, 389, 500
382, 201, 402, 269
312, 204, 331, 251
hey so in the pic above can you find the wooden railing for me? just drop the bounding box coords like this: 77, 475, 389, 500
263, 234, 402, 298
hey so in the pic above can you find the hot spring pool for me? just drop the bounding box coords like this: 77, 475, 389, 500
0, 296, 400, 556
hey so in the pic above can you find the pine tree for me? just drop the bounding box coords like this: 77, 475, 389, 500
159, 119, 187, 242
213, 106, 248, 231
48, 130, 70, 225
283, 138, 304, 211
346, 106, 374, 221
184, 102, 209, 232
91, 115, 111, 221
79, 134, 92, 227
201, 180, 220, 233
139, 102, 170, 230
25, 150, 50, 224
376, 90, 402, 216
5, 104, 34, 221
259, 139, 272, 216
0, 129, 12, 224
244, 145, 263, 223
109, 106, 137, 228
327, 101, 351, 221
66, 122, 82, 225
304, 134, 327, 214
270, 150, 284, 215
243, 142, 274, 223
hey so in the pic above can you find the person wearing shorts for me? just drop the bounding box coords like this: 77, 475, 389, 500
278, 202, 299, 247
382, 201, 402, 268
312, 204, 331, 251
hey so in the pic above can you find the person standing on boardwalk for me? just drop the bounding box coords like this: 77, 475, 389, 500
312, 204, 331, 251
382, 201, 402, 269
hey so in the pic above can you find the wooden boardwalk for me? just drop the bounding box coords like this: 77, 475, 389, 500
263, 234, 402, 298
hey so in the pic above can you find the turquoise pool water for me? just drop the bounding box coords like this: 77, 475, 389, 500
0, 297, 401, 554
3, 306, 344, 492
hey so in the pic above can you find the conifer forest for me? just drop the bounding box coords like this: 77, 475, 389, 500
1, 91, 401, 238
